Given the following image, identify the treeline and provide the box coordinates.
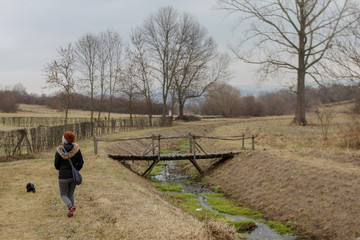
[199,83,358,117]
[1,82,358,118]
[0,85,164,115]
[45,93,164,115]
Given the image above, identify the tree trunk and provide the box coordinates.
[162,96,167,126]
[294,71,307,125]
[179,104,184,118]
[90,85,94,136]
[65,94,69,125]
[293,7,307,126]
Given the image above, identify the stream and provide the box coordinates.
[154,161,298,240]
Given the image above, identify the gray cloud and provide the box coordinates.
[0,0,259,94]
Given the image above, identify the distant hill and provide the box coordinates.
[232,84,285,96]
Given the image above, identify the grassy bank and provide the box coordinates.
[195,111,360,240]
[0,129,233,239]
[2,103,360,239]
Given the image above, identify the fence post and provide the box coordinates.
[158,134,161,160]
[193,135,196,158]
[189,133,192,153]
[94,137,98,155]
[152,134,155,154]
[252,135,255,150]
[242,133,245,149]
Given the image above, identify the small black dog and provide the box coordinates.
[26,182,36,193]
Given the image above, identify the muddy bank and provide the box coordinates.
[199,150,360,240]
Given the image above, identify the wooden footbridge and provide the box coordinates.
[95,133,256,176]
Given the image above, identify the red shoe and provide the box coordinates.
[69,206,76,212]
[67,211,73,217]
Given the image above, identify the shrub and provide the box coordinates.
[0,91,19,113]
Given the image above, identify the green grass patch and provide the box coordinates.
[267,221,292,235]
[202,194,263,219]
[161,149,175,154]
[229,220,257,233]
[210,185,222,193]
[151,181,183,192]
[175,139,191,153]
[149,166,163,176]
[169,193,225,221]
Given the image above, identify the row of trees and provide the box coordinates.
[43,7,230,134]
[200,82,358,117]
[1,81,358,119]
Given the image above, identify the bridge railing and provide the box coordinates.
[94,133,256,155]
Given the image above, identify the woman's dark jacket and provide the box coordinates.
[54,143,84,179]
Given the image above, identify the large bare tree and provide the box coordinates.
[173,13,230,118]
[75,33,99,135]
[136,7,229,121]
[43,43,76,124]
[218,0,358,125]
[140,7,181,122]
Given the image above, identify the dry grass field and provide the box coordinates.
[1,103,360,239]
[13,104,131,118]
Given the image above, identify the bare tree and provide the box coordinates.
[140,6,181,122]
[129,29,155,124]
[173,13,230,118]
[75,33,99,135]
[201,82,242,117]
[121,61,139,125]
[105,31,124,131]
[96,32,110,125]
[136,7,230,121]
[315,106,335,140]
[43,43,76,124]
[218,0,359,125]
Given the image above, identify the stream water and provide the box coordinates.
[154,161,298,240]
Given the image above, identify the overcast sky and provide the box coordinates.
[0,0,279,95]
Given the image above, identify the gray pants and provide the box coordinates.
[59,178,76,209]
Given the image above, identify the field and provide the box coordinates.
[1,103,360,239]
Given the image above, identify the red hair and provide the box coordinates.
[64,131,76,143]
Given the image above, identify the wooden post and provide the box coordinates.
[142,135,161,177]
[193,136,196,158]
[152,134,155,154]
[190,135,204,174]
[94,137,98,155]
[189,134,192,153]
[242,133,245,149]
[158,134,161,159]
[252,135,255,150]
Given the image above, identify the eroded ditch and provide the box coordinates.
[152,159,298,240]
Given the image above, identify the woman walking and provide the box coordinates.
[54,131,84,217]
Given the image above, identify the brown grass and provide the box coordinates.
[0,132,219,240]
[0,104,136,118]
[2,103,360,239]
[192,113,360,240]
